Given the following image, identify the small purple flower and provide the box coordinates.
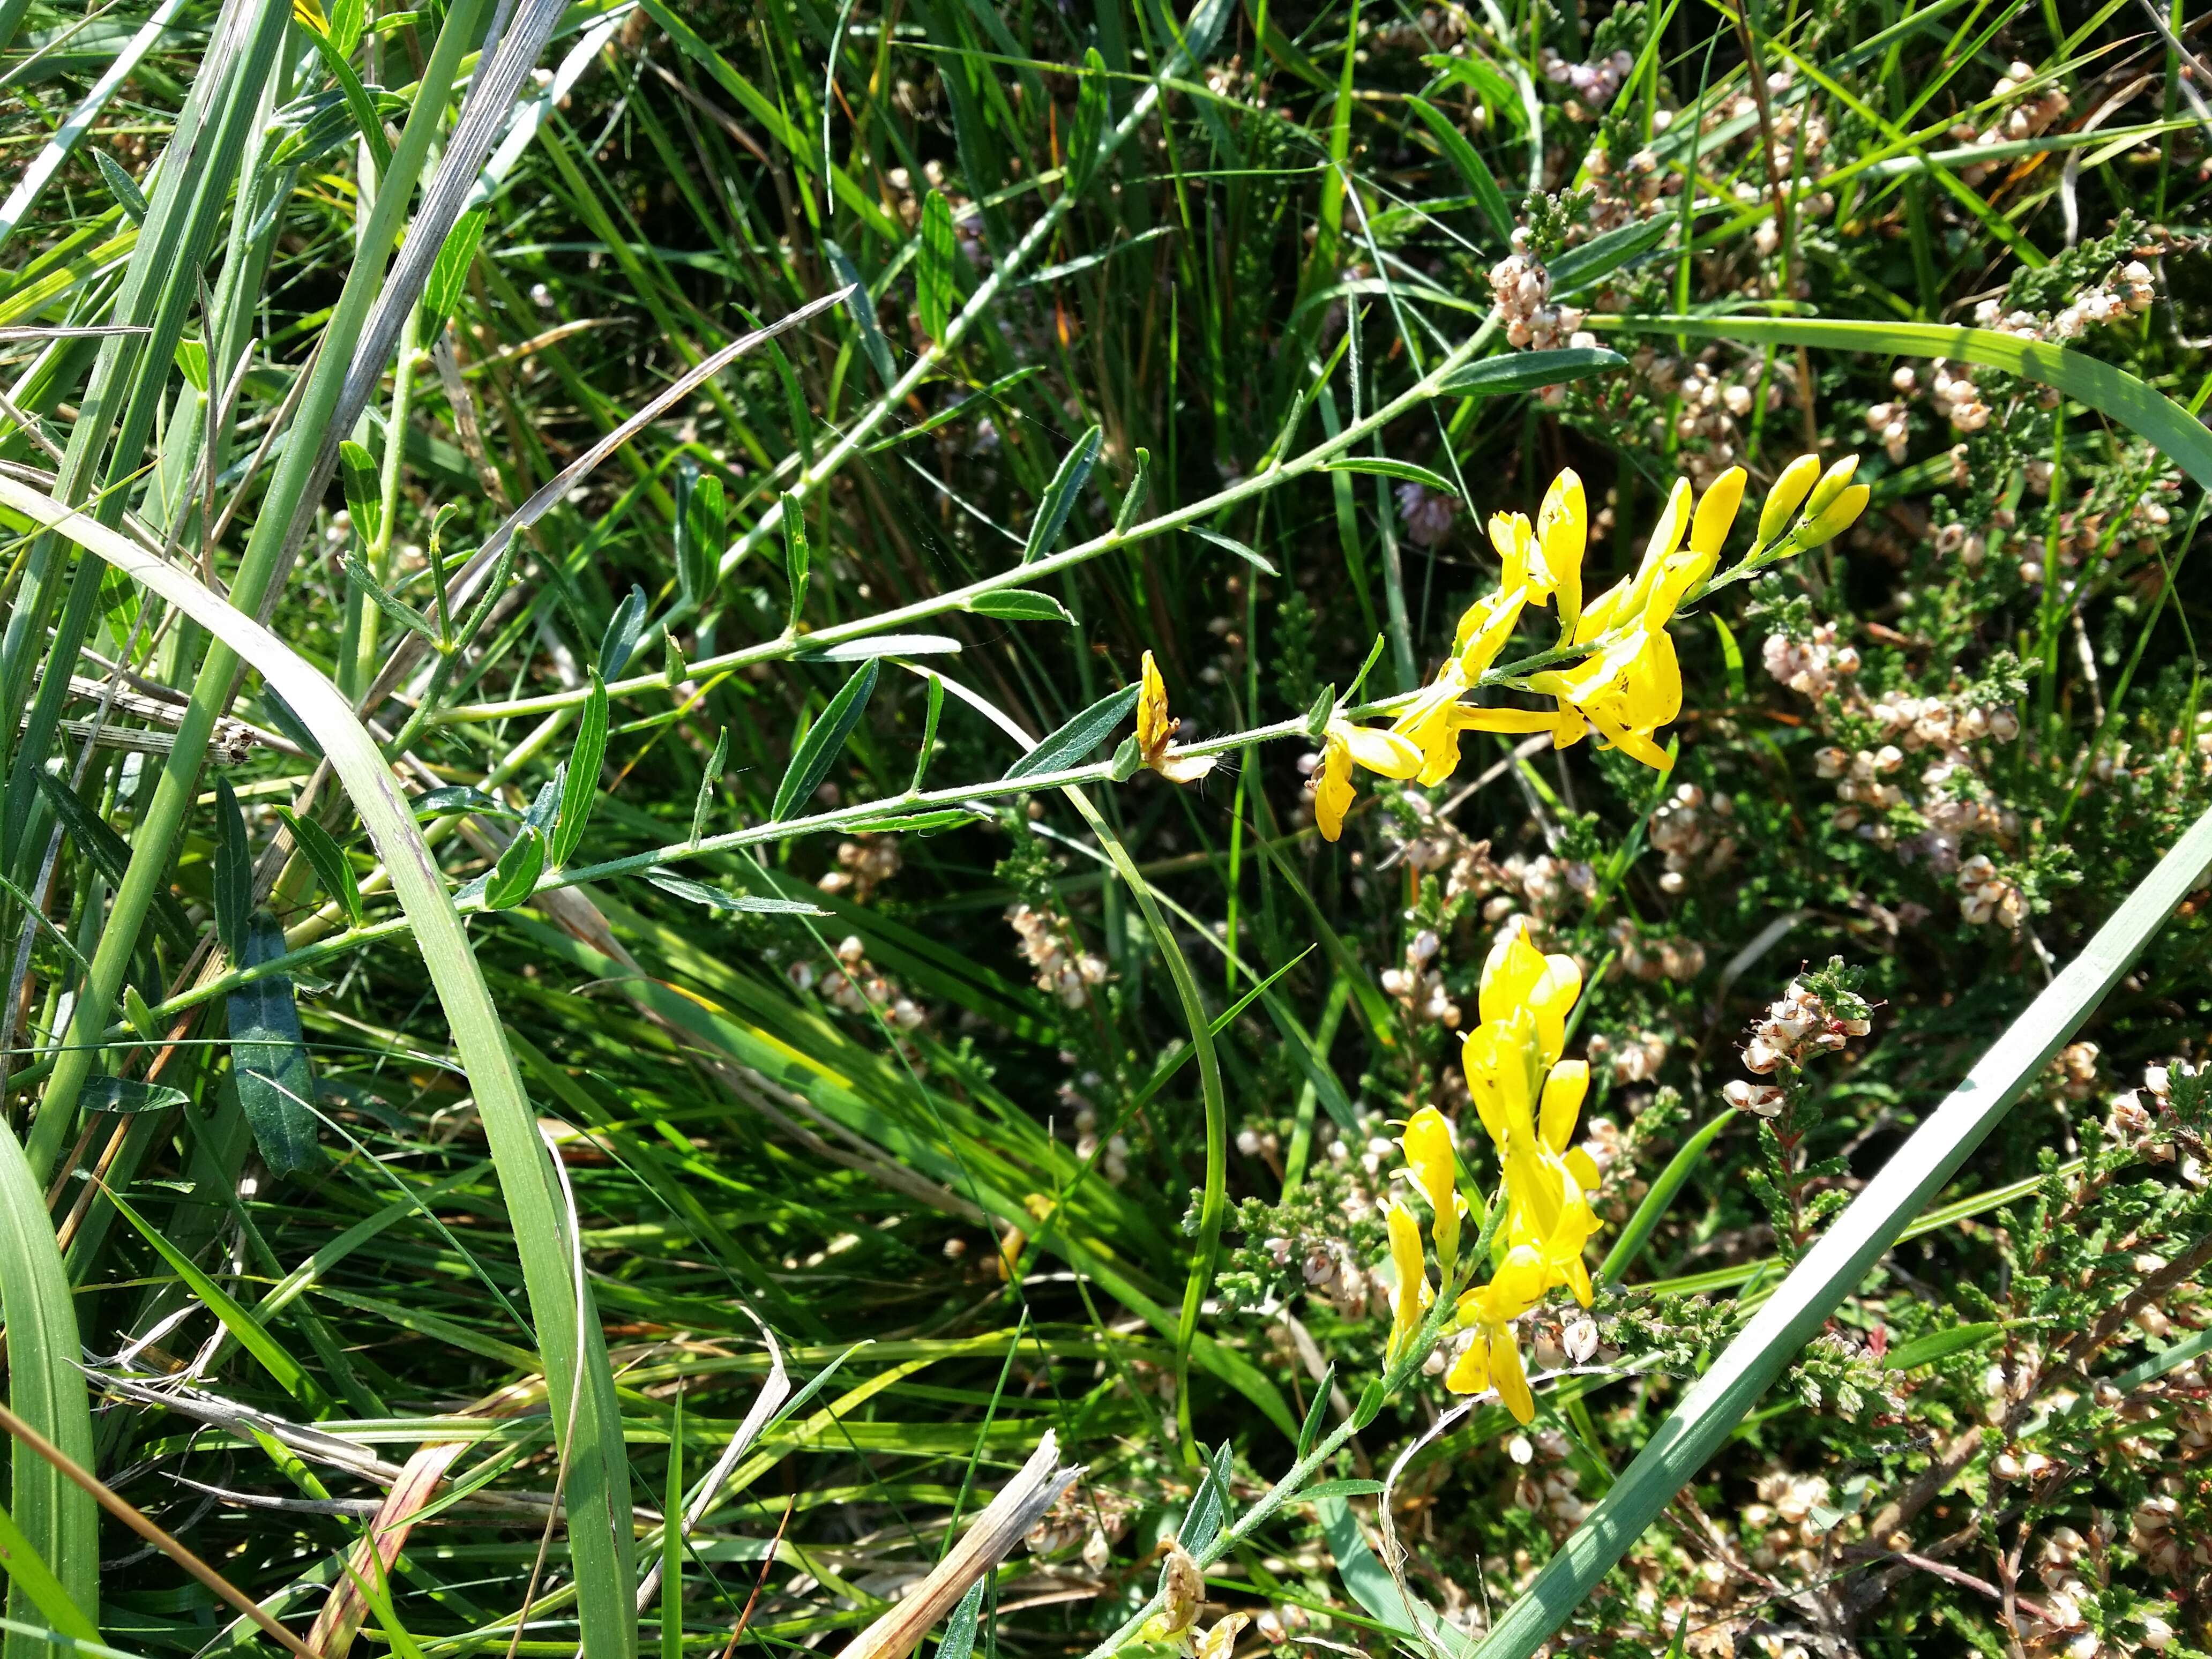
[1396,481,1459,548]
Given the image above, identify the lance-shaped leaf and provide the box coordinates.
[212,775,252,960]
[594,586,648,679]
[691,727,728,845]
[1436,347,1625,397]
[1003,683,1141,780]
[1405,94,1512,241]
[553,673,608,868]
[675,461,724,611]
[782,495,810,633]
[646,873,828,915]
[228,913,318,1177]
[86,1076,191,1114]
[967,588,1075,623]
[917,189,958,343]
[773,660,879,822]
[1065,47,1109,192]
[278,808,363,928]
[1023,424,1101,563]
[422,206,487,337]
[338,439,382,545]
[34,770,197,955]
[486,824,545,910]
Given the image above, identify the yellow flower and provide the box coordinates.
[1396,1105,1465,1283]
[1534,468,1586,634]
[1384,1198,1433,1368]
[1687,466,1747,559]
[1477,922,1582,1065]
[1526,613,1682,773]
[1486,468,1584,633]
[1312,718,1422,841]
[1572,477,1691,647]
[1444,1243,1544,1422]
[1135,650,1217,784]
[1801,481,1871,547]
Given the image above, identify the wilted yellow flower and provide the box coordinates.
[1397,1105,1465,1282]
[1384,1198,1433,1367]
[1135,650,1217,784]
[1312,718,1422,841]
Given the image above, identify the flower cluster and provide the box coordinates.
[816,833,901,901]
[1974,260,2155,341]
[1739,972,1872,1077]
[1307,456,1868,841]
[1490,232,1589,350]
[1007,903,1109,1006]
[791,936,926,1029]
[1379,924,1605,1424]
[1951,62,2071,185]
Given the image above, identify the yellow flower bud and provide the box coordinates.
[1799,482,1871,548]
[1757,454,1822,546]
[1804,453,1861,520]
[1688,467,1746,558]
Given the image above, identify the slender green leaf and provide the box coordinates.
[338,439,383,545]
[422,205,487,335]
[1321,457,1459,494]
[553,673,607,869]
[1001,684,1140,780]
[917,190,956,343]
[1404,94,1512,240]
[1435,347,1625,397]
[85,1076,190,1114]
[967,588,1074,624]
[647,873,828,915]
[211,775,251,960]
[774,660,880,821]
[487,825,545,910]
[599,584,650,677]
[1023,424,1101,563]
[279,808,363,928]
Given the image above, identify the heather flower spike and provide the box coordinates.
[1135,649,1219,784]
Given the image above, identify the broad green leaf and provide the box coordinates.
[917,189,956,343]
[967,588,1074,623]
[343,552,439,644]
[279,808,363,928]
[1176,1440,1235,1553]
[1322,457,1459,494]
[1436,347,1625,397]
[773,660,879,822]
[93,150,147,224]
[327,0,365,52]
[675,461,723,611]
[338,439,383,545]
[173,335,207,391]
[1002,683,1140,780]
[553,674,607,869]
[1405,94,1512,240]
[1023,424,1101,563]
[211,775,251,960]
[936,1579,987,1659]
[86,1075,190,1114]
[487,825,545,910]
[227,913,319,1177]
[1882,1322,2004,1371]
[1296,1365,1335,1460]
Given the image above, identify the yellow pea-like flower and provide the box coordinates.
[1478,921,1582,1065]
[1397,1106,1464,1283]
[1446,1243,1546,1422]
[1384,1198,1433,1368]
[1534,468,1586,633]
[1312,719,1423,841]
